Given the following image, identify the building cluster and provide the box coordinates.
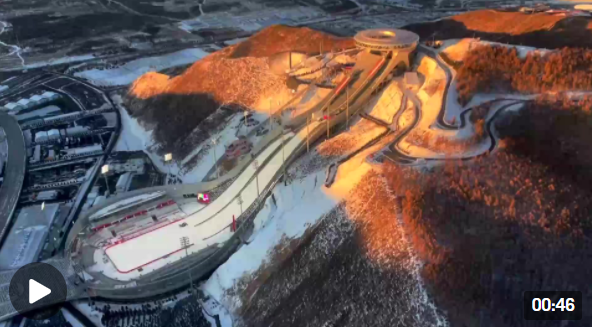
[0,75,120,270]
[0,91,60,112]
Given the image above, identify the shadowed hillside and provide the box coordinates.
[384,95,592,326]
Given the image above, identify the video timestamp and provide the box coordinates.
[523,291,582,320]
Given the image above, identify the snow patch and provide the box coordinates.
[113,94,155,153]
[202,170,338,313]
[75,48,208,86]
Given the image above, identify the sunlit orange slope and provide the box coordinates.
[129,25,355,108]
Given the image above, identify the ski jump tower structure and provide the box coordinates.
[353,28,419,69]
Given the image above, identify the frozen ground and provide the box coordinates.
[200,127,444,326]
[75,49,209,86]
[202,169,339,312]
[113,94,155,153]
[177,7,324,33]
[202,119,399,317]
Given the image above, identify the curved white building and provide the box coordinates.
[354,29,419,52]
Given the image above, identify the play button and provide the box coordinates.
[29,279,52,304]
[9,262,67,320]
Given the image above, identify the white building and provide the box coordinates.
[30,145,41,163]
[1,92,60,112]
[47,129,60,140]
[115,172,133,194]
[34,131,49,143]
[66,125,89,137]
[109,158,146,174]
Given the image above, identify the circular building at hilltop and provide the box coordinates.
[354,29,419,52]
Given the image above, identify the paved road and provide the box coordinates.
[0,112,26,244]
[418,45,458,130]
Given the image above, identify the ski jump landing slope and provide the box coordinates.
[93,50,403,280]
[104,124,323,277]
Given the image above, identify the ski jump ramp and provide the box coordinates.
[69,28,419,294]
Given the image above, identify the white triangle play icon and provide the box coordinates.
[29,279,51,304]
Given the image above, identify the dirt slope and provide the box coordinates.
[404,9,592,49]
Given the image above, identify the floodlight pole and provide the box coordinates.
[164,153,173,185]
[279,101,288,180]
[269,98,273,130]
[306,115,310,153]
[101,165,111,197]
[252,160,259,196]
[237,195,243,214]
[211,138,219,179]
[326,110,330,138]
[180,237,193,291]
[280,117,286,165]
[346,85,350,131]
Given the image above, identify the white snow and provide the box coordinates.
[2,54,96,72]
[72,301,105,327]
[224,37,249,45]
[61,308,83,327]
[113,94,154,153]
[200,120,397,315]
[75,48,208,86]
[0,85,7,92]
[201,297,234,327]
[89,191,165,221]
[102,133,288,273]
[177,114,245,184]
[202,169,337,312]
[200,294,234,327]
[113,94,242,184]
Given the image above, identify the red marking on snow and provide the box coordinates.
[91,200,176,231]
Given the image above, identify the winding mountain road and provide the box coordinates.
[384,47,530,165]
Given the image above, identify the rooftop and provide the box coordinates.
[354,29,419,50]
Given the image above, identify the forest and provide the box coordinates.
[384,95,592,326]
[456,45,592,105]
